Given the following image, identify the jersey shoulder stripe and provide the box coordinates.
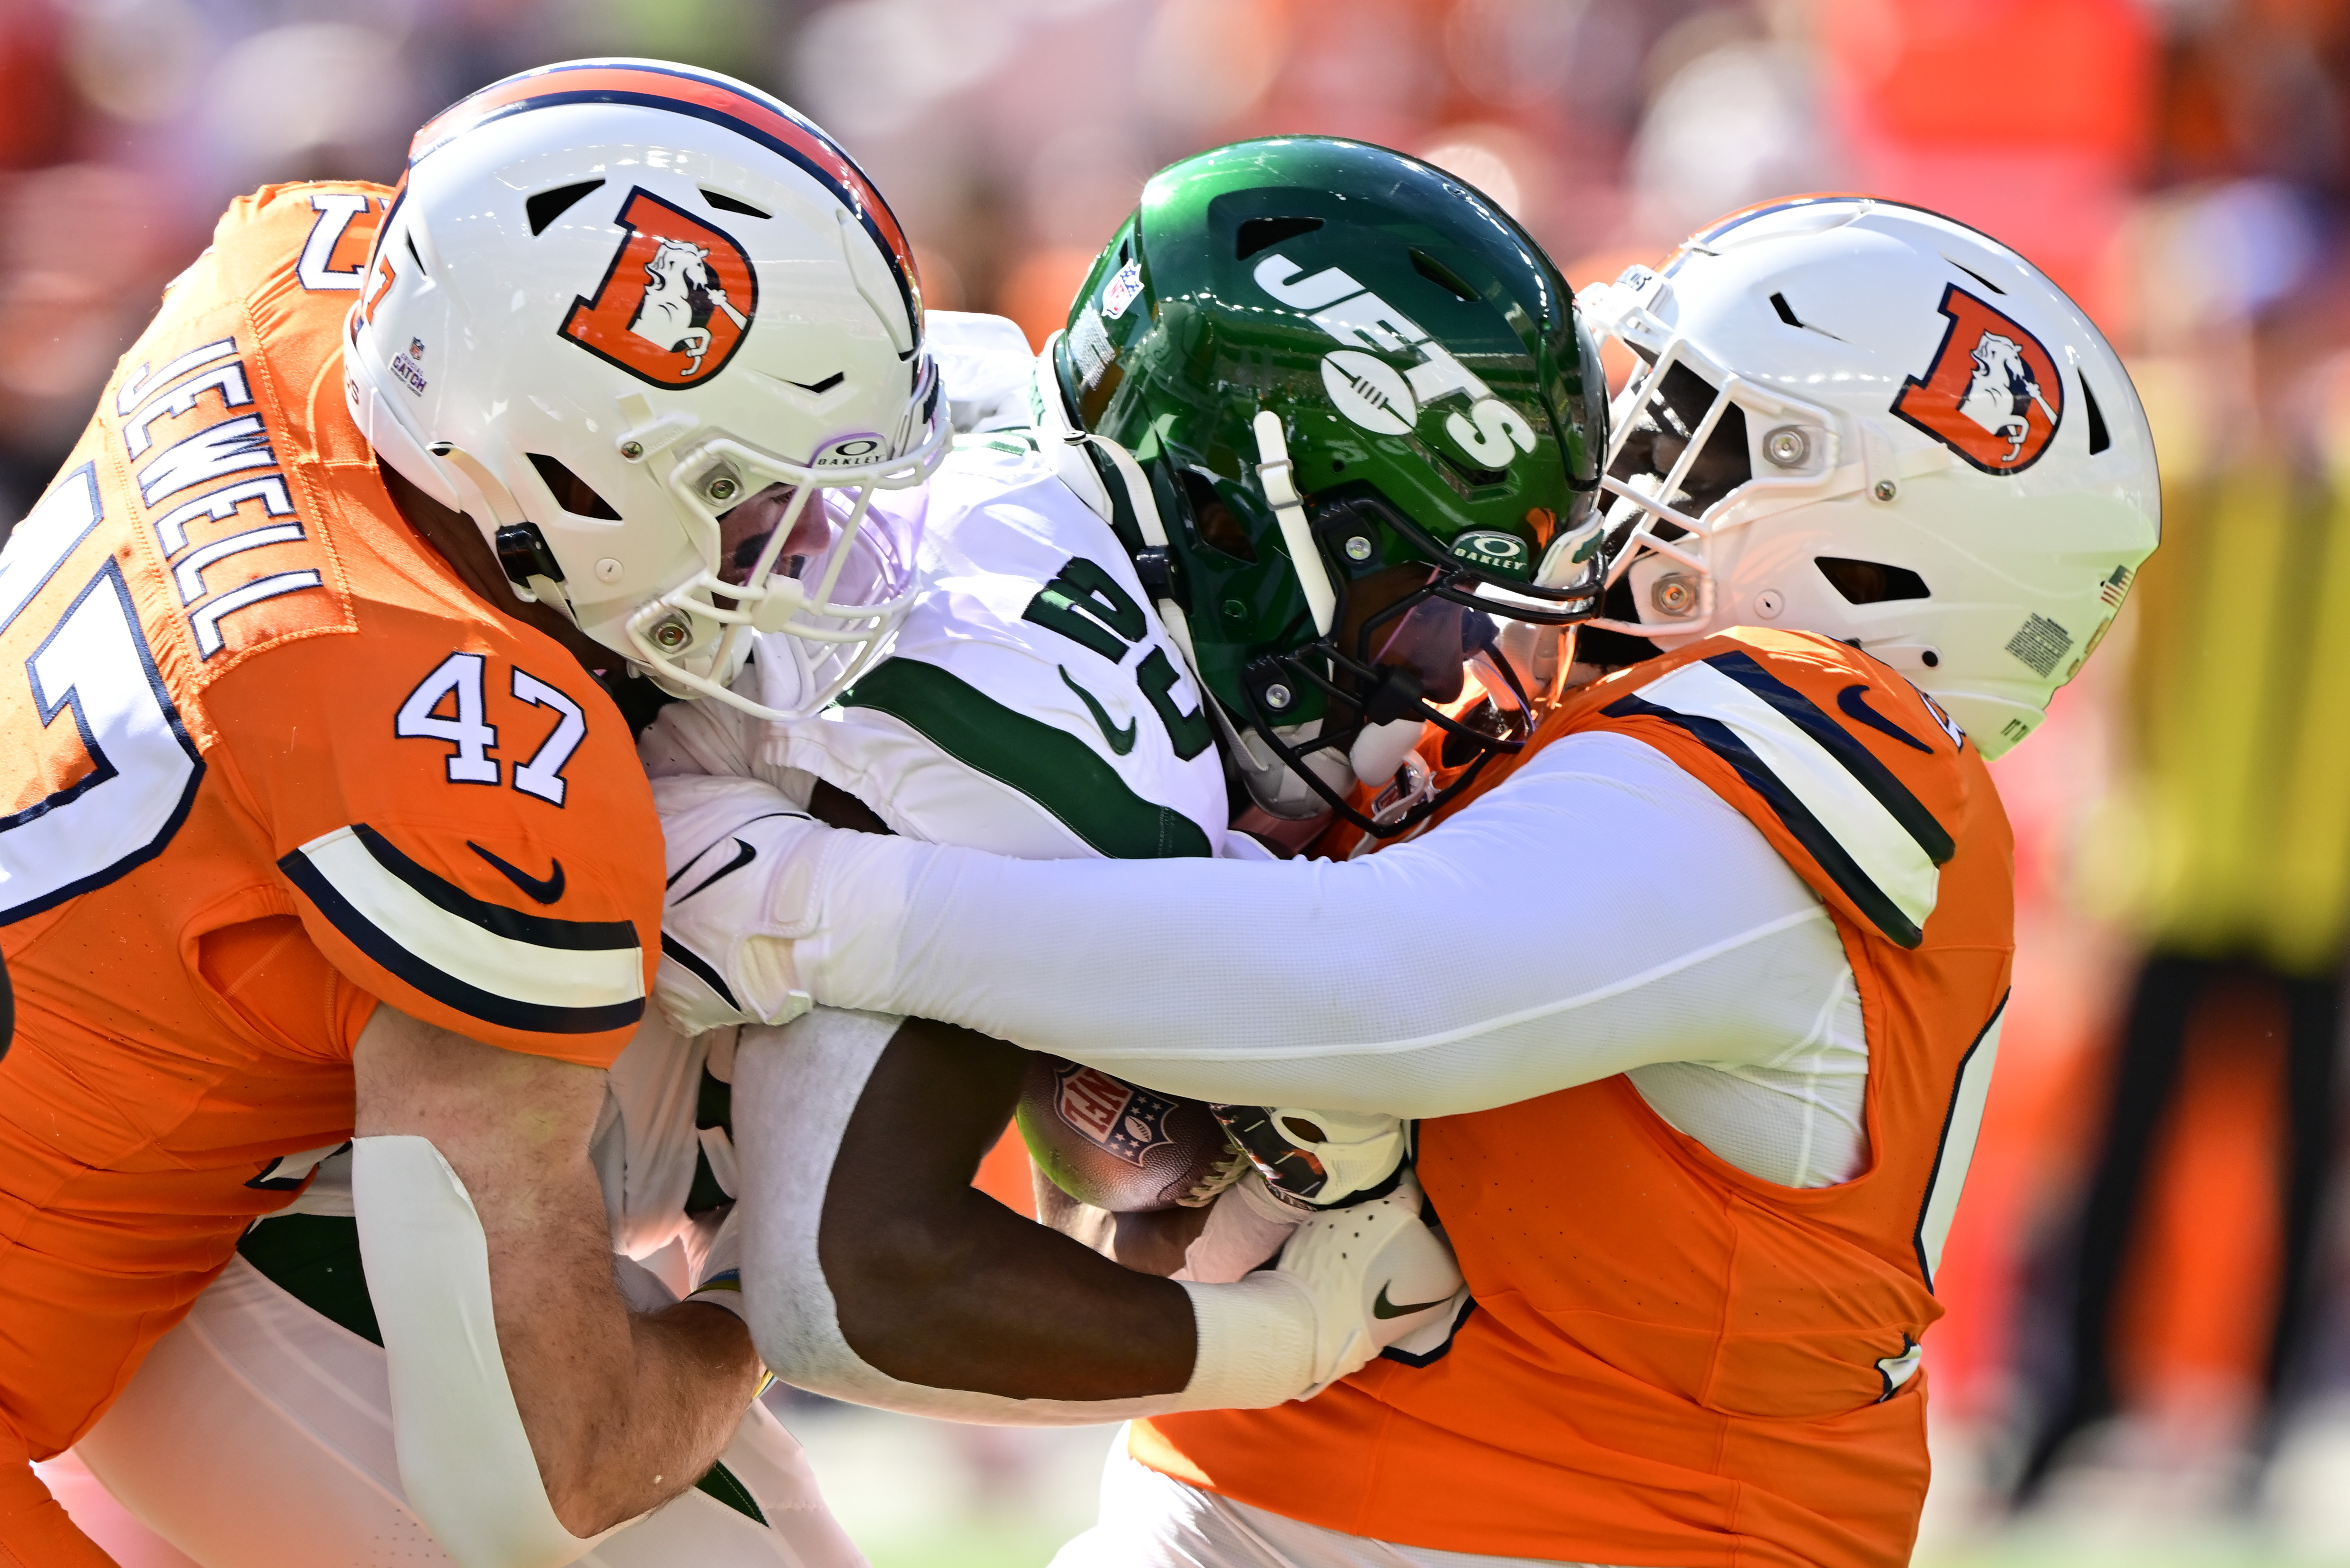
[279,824,644,1034]
[1698,650,1955,864]
[1603,655,1945,946]
[840,657,1212,860]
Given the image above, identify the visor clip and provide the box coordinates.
[1361,664,1426,727]
[1133,547,1181,604]
[495,523,566,590]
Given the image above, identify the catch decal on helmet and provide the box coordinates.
[560,189,758,386]
[1891,284,2064,474]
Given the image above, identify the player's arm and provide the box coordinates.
[208,604,760,1559]
[722,1004,1458,1422]
[657,732,1854,1116]
[351,1003,758,1542]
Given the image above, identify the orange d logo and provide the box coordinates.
[1891,284,2063,475]
[561,188,758,387]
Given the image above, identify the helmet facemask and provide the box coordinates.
[1223,474,1601,838]
[1583,273,1845,644]
[612,392,947,715]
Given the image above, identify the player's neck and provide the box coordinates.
[378,464,613,676]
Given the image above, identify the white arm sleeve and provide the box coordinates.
[791,733,1853,1118]
[352,1136,611,1568]
[733,1009,1321,1425]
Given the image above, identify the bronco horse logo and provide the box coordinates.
[1891,283,2064,475]
[561,189,758,387]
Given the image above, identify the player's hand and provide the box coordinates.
[653,774,830,1033]
[1273,1171,1466,1394]
[1214,1105,1412,1209]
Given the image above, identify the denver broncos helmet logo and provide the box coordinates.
[1892,284,2063,474]
[561,189,757,387]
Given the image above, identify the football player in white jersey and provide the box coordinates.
[649,168,2161,1568]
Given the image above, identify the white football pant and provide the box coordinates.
[73,1255,864,1568]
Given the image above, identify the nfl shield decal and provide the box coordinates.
[561,188,758,386]
[1891,284,2064,475]
[1052,1062,1176,1167]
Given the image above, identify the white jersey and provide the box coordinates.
[646,431,1231,864]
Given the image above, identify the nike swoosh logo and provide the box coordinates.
[467,842,565,904]
[1836,684,1933,754]
[1372,1282,1452,1319]
[670,838,756,902]
[1059,665,1137,756]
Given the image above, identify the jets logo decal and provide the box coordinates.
[1891,284,2063,475]
[561,188,757,387]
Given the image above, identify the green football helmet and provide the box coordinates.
[1043,137,1609,835]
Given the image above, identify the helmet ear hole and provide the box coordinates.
[1178,468,1257,562]
[1816,557,1929,604]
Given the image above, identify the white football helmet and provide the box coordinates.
[345,59,949,716]
[1577,196,2160,757]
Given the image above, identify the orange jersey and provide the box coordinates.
[0,183,660,1467]
[1138,629,2015,1568]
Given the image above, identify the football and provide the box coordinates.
[1016,1055,1240,1212]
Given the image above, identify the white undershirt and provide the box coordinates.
[795,731,1869,1189]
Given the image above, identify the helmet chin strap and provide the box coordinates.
[428,441,579,621]
[1250,411,1337,636]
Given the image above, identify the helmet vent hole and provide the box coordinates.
[701,188,770,220]
[1409,249,1478,303]
[1179,469,1257,562]
[1816,557,1929,604]
[1436,451,1510,490]
[527,454,621,521]
[526,179,604,236]
[403,231,427,276]
[2081,374,2111,455]
[1945,257,2007,295]
[1770,291,1802,327]
[1235,215,1324,261]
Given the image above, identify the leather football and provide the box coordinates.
[1016,1055,1238,1212]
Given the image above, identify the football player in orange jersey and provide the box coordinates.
[0,59,953,1568]
[651,192,2161,1568]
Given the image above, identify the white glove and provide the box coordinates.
[1272,1170,1466,1393]
[653,774,829,1033]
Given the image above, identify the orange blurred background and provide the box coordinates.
[10,1,2350,1560]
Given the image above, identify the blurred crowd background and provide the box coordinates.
[7,0,2350,1564]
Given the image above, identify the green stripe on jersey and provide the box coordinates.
[842,657,1212,860]
[694,1462,769,1525]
